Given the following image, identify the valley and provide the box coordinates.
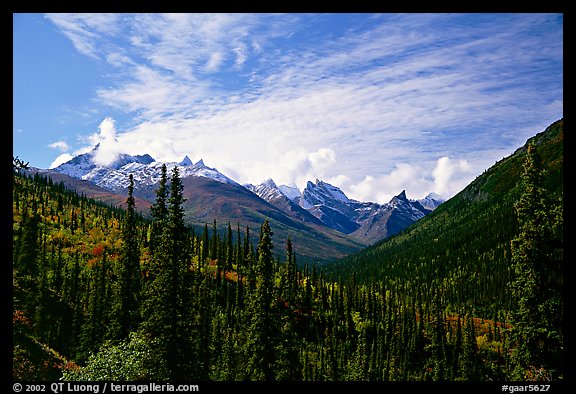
[12,119,564,382]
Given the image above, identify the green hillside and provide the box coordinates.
[326,119,563,317]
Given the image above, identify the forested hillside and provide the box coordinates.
[12,119,563,381]
[326,119,564,378]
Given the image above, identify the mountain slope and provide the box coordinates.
[348,191,430,244]
[32,169,152,213]
[298,179,433,242]
[245,180,325,226]
[177,176,364,261]
[42,165,363,261]
[326,119,563,314]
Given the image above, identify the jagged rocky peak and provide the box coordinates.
[195,159,206,167]
[309,179,350,202]
[389,190,411,207]
[180,155,193,166]
[396,190,408,201]
[262,178,278,189]
[278,184,301,201]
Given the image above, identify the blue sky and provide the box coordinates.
[13,13,563,203]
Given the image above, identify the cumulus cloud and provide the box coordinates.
[48,140,70,152]
[308,148,336,173]
[346,163,436,203]
[433,157,472,197]
[88,117,122,166]
[49,153,74,168]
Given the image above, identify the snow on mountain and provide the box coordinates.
[179,155,194,166]
[389,190,428,222]
[245,180,303,205]
[300,179,351,210]
[297,181,433,241]
[53,146,238,192]
[245,179,285,202]
[417,192,445,210]
[51,145,439,245]
[278,184,301,201]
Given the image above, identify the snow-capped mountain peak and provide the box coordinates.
[300,179,351,209]
[245,179,284,202]
[417,192,445,210]
[317,179,350,204]
[179,155,193,166]
[53,145,238,192]
[262,178,278,189]
[49,144,441,245]
[278,184,301,201]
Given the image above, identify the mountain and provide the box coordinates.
[417,192,445,210]
[53,145,238,193]
[278,184,301,201]
[347,190,431,244]
[298,179,363,233]
[245,180,325,226]
[326,119,563,313]
[47,151,363,261]
[31,169,153,214]
[180,176,363,261]
[46,143,442,258]
[295,179,434,243]
[247,178,440,244]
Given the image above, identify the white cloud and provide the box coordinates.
[45,13,120,58]
[42,14,562,203]
[345,163,436,203]
[433,157,473,197]
[308,148,336,173]
[48,140,70,152]
[206,52,224,72]
[49,153,73,168]
[88,117,123,166]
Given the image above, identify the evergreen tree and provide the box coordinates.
[149,164,168,255]
[143,166,194,379]
[110,174,141,340]
[459,314,480,380]
[211,219,219,262]
[509,143,563,379]
[245,220,276,380]
[226,222,234,270]
[282,236,297,304]
[80,250,110,360]
[201,223,209,265]
[16,210,41,308]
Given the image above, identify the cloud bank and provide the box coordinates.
[44,13,563,202]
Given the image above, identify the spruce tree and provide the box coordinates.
[166,165,194,378]
[143,165,194,379]
[149,164,168,255]
[509,143,563,379]
[110,174,141,340]
[245,220,276,380]
[226,222,234,270]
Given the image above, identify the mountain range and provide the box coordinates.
[34,144,443,261]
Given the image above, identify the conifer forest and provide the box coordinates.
[12,121,564,383]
